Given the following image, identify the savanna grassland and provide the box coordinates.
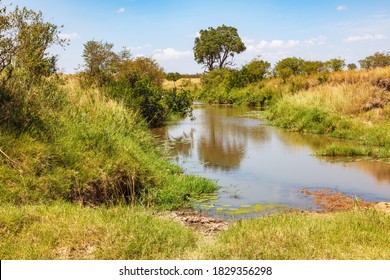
[1,2,390,260]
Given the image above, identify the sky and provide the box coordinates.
[2,0,390,74]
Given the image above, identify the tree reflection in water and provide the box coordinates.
[197,107,270,171]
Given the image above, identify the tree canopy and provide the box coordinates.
[274,57,305,80]
[81,40,118,86]
[0,3,66,83]
[193,25,246,71]
[359,52,390,69]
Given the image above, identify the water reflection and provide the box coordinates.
[196,107,270,171]
[153,105,390,219]
[349,161,390,185]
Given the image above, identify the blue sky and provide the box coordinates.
[3,0,390,73]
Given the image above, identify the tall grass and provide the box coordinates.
[283,83,381,115]
[0,78,217,207]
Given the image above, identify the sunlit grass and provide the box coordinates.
[2,205,387,260]
[0,203,199,260]
[203,210,390,260]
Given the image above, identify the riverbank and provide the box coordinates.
[196,67,390,160]
[265,70,390,159]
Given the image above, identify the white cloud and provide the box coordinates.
[153,48,192,60]
[58,32,80,40]
[132,43,152,51]
[242,37,255,45]
[245,36,327,52]
[337,5,348,11]
[344,34,387,42]
[269,40,284,48]
[302,36,327,46]
[116,7,125,13]
[257,40,268,48]
[286,40,300,47]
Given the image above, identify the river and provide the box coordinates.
[153,105,390,219]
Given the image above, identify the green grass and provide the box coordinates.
[1,205,388,260]
[0,81,217,208]
[0,203,199,260]
[203,210,390,260]
[266,102,390,159]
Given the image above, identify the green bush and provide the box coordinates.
[104,78,193,127]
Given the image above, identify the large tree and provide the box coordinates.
[274,57,305,80]
[193,25,246,71]
[81,40,118,86]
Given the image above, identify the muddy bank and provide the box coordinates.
[301,189,390,214]
[161,189,390,236]
[160,210,229,236]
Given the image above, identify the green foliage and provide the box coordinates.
[0,4,67,83]
[302,60,326,75]
[81,40,118,87]
[198,67,279,106]
[166,72,182,90]
[266,94,390,158]
[80,40,184,127]
[117,56,165,87]
[359,51,390,69]
[104,78,193,128]
[0,4,64,84]
[193,25,246,71]
[0,3,66,133]
[228,58,270,88]
[275,58,345,80]
[166,72,182,82]
[274,57,305,81]
[131,79,168,127]
[326,58,346,72]
[347,63,357,70]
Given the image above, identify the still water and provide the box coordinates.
[153,105,390,219]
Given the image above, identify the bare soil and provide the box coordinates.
[300,189,390,213]
[160,209,229,236]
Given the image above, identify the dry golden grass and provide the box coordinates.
[162,78,201,90]
[287,83,383,116]
[328,66,390,84]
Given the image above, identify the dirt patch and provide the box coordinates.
[300,189,385,212]
[374,202,390,214]
[161,209,229,236]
